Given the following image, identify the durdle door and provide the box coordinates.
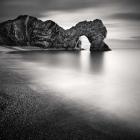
[0,15,111,51]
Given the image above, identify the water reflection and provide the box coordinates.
[12,50,105,74]
[9,49,140,131]
[80,51,104,74]
[89,52,104,74]
[17,51,82,71]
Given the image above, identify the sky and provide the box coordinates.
[0,0,140,40]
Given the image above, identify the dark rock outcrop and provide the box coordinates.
[0,15,111,51]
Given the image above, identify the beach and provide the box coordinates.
[0,45,140,140]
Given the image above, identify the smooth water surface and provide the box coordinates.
[2,47,140,132]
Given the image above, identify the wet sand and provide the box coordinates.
[0,46,140,140]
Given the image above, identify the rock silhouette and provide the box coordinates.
[0,15,111,51]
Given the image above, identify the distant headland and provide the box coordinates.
[0,15,111,51]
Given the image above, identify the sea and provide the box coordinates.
[1,39,140,135]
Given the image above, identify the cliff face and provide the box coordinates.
[0,15,110,51]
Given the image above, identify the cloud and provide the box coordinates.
[0,0,102,22]
[131,36,140,40]
[0,0,140,41]
[0,0,140,22]
[109,13,140,21]
[0,0,42,21]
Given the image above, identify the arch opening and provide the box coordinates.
[79,35,90,50]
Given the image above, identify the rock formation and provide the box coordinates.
[0,15,111,51]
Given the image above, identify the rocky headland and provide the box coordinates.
[0,15,111,51]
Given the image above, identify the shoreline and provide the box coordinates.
[0,46,140,140]
[0,58,114,140]
[0,45,85,52]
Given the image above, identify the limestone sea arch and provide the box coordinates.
[0,15,111,51]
